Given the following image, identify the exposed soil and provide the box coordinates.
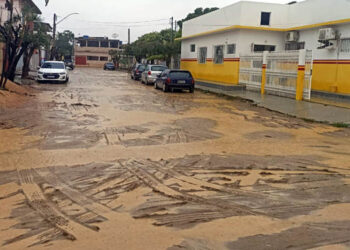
[0,69,350,250]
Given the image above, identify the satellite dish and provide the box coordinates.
[112,33,119,39]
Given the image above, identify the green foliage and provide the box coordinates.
[109,49,122,64]
[0,2,48,84]
[332,122,350,128]
[126,29,181,65]
[177,7,219,29]
[55,30,75,59]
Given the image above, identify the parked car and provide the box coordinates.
[64,59,75,70]
[37,61,69,83]
[131,64,145,80]
[154,70,195,93]
[141,65,168,85]
[104,62,116,70]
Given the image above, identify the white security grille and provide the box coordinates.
[239,53,263,90]
[239,50,313,100]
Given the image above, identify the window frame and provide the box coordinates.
[227,44,236,55]
[285,42,305,51]
[198,47,207,64]
[260,12,271,26]
[190,44,196,52]
[213,45,224,64]
[87,56,99,61]
[340,38,350,53]
[253,44,276,52]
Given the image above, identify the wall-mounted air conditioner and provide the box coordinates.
[285,31,299,42]
[318,28,337,41]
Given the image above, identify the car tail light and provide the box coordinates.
[192,79,195,84]
[148,71,151,75]
[136,69,139,74]
[166,78,171,84]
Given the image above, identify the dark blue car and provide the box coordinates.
[104,62,116,70]
[154,70,195,93]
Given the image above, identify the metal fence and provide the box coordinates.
[239,50,313,100]
[265,50,312,100]
[239,53,263,90]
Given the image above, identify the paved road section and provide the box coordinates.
[196,81,350,124]
[0,69,350,250]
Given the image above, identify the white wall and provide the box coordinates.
[298,23,350,60]
[181,29,286,59]
[0,0,21,24]
[182,0,350,38]
[237,29,285,54]
[181,30,241,59]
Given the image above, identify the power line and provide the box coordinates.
[74,18,169,25]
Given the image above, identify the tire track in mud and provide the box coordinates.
[17,169,94,241]
[35,168,116,220]
[121,160,259,216]
[141,160,264,198]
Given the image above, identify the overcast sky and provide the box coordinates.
[33,0,290,43]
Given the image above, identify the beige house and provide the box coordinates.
[0,0,42,74]
[75,36,122,68]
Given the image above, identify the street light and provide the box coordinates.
[50,12,79,60]
[56,13,79,25]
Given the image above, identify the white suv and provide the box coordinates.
[37,61,69,83]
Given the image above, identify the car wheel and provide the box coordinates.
[162,83,168,92]
[189,87,194,93]
[154,82,158,89]
[131,74,134,79]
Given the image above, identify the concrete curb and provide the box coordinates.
[195,83,350,125]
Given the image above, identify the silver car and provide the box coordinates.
[141,65,168,85]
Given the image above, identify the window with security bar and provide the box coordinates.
[285,42,305,51]
[340,39,350,53]
[190,44,196,52]
[214,45,224,64]
[227,44,236,54]
[199,47,207,64]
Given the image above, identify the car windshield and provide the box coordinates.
[138,65,145,71]
[42,62,65,69]
[151,66,167,71]
[170,71,192,78]
[106,63,114,66]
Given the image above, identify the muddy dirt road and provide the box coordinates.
[1,68,350,250]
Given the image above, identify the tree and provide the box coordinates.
[126,29,181,66]
[109,49,122,67]
[54,30,74,60]
[0,0,49,89]
[177,7,219,30]
[21,22,51,78]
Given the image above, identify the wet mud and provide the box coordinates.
[0,69,350,250]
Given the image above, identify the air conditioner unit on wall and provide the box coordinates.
[285,31,299,42]
[318,28,337,41]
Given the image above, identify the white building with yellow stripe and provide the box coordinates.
[179,0,350,95]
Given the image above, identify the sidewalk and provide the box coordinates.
[195,81,350,125]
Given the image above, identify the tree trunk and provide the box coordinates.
[21,47,34,79]
[7,45,27,82]
[0,42,9,89]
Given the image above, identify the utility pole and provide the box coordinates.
[128,28,130,45]
[50,13,57,60]
[170,17,174,44]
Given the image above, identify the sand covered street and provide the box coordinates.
[0,68,350,250]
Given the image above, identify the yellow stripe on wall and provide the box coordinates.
[181,60,240,85]
[312,63,350,94]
